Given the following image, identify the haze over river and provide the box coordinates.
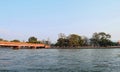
[0,48,120,72]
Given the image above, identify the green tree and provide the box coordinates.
[90,32,100,46]
[55,33,68,47]
[68,34,83,47]
[90,32,111,47]
[56,38,69,47]
[28,36,37,43]
[98,32,111,47]
[55,34,84,47]
[11,39,20,42]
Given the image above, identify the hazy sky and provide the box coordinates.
[0,0,120,43]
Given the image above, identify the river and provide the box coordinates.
[0,48,120,72]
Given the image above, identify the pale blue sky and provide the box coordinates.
[0,0,120,43]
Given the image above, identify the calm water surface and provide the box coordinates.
[0,48,120,72]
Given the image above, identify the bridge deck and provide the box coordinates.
[0,41,50,49]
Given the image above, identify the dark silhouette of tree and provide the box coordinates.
[68,34,83,47]
[56,38,69,47]
[11,39,20,42]
[55,34,83,47]
[28,36,37,43]
[90,32,111,47]
[90,32,100,46]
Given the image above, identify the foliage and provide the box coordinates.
[28,36,38,43]
[55,34,84,47]
[68,34,83,47]
[11,39,20,42]
[55,38,69,47]
[90,32,111,47]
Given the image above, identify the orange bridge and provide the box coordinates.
[0,41,50,49]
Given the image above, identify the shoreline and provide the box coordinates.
[1,46,120,49]
[48,46,120,49]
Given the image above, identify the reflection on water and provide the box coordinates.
[0,48,120,72]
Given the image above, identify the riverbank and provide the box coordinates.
[1,46,120,49]
[48,46,120,49]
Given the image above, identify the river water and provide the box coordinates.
[0,48,120,72]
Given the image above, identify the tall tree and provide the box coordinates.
[98,32,111,47]
[56,38,69,47]
[28,36,37,43]
[90,32,100,46]
[90,32,111,47]
[56,34,84,47]
[68,34,83,47]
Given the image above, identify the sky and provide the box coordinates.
[0,0,120,43]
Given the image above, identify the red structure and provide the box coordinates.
[0,41,50,49]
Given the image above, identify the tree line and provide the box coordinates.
[55,32,119,47]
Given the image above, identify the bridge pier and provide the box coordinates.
[12,46,21,49]
[29,46,37,49]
